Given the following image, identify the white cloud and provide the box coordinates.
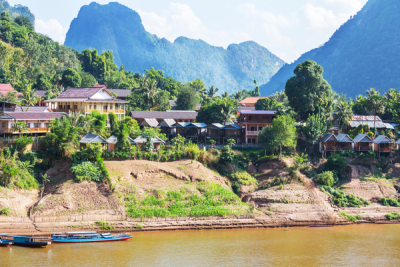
[138,3,251,48]
[35,19,67,44]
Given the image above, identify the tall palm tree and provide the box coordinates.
[366,88,380,97]
[234,90,244,101]
[20,85,40,112]
[366,93,385,132]
[221,90,229,98]
[207,85,219,98]
[146,79,159,108]
[333,101,352,133]
[214,97,238,125]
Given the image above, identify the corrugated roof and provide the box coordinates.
[133,135,165,144]
[240,110,277,115]
[353,134,373,143]
[395,139,400,145]
[0,84,14,91]
[207,123,224,129]
[351,115,382,121]
[107,89,131,98]
[158,119,176,127]
[79,134,108,144]
[373,135,394,144]
[239,97,269,104]
[58,88,102,98]
[187,123,208,128]
[173,122,191,127]
[44,98,128,103]
[15,106,50,112]
[140,118,159,127]
[224,123,242,129]
[0,91,22,97]
[35,90,47,98]
[383,123,395,130]
[348,121,387,128]
[4,112,63,120]
[336,134,353,143]
[106,135,135,144]
[131,111,197,120]
[321,133,338,142]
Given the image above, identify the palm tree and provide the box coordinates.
[221,90,229,98]
[214,97,237,125]
[333,101,352,133]
[207,85,219,98]
[366,88,380,97]
[234,90,244,101]
[366,93,385,132]
[20,85,40,112]
[146,79,159,108]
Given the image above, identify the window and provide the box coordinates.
[34,123,38,128]
[1,122,4,128]
[67,105,70,109]
[89,104,92,109]
[94,104,97,109]
[250,127,257,131]
[249,115,252,121]
[74,105,77,109]
[110,105,113,110]
[104,105,108,110]
[262,116,268,119]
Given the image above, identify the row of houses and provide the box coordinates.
[320,133,400,154]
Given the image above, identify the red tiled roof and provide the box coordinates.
[0,84,15,91]
[239,97,270,105]
[0,91,23,97]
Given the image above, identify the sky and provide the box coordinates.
[9,0,368,63]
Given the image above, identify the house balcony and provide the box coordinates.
[378,147,393,152]
[7,128,50,134]
[246,131,261,136]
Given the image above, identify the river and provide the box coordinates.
[1,224,400,266]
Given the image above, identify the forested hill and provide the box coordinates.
[0,0,34,23]
[260,0,400,98]
[64,2,285,92]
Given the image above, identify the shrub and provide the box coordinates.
[381,197,400,207]
[136,224,144,230]
[219,145,235,165]
[15,136,34,155]
[71,161,103,182]
[233,171,258,186]
[325,154,347,179]
[321,186,369,207]
[315,171,335,187]
[386,212,400,220]
[95,221,114,230]
[0,207,10,216]
[338,211,363,222]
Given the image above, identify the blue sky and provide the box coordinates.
[9,0,368,62]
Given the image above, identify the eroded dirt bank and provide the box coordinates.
[1,160,400,236]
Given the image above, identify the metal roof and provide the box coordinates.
[106,135,135,144]
[187,123,208,128]
[321,133,338,142]
[240,110,277,115]
[373,135,394,144]
[239,97,269,104]
[140,118,159,127]
[336,134,353,143]
[173,122,191,127]
[15,106,51,112]
[351,115,382,121]
[3,112,63,120]
[206,123,224,129]
[224,123,242,129]
[352,134,373,143]
[158,119,176,127]
[35,90,47,98]
[79,134,108,144]
[133,135,165,144]
[107,89,131,98]
[238,106,256,111]
[131,111,197,120]
[0,84,14,91]
[348,121,388,129]
[44,98,128,103]
[396,139,400,144]
[58,88,103,98]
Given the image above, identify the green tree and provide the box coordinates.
[258,115,297,159]
[214,97,238,125]
[366,89,385,131]
[302,113,326,152]
[20,84,40,111]
[0,90,17,103]
[285,60,334,121]
[207,85,219,98]
[61,68,82,88]
[255,98,281,110]
[333,100,352,133]
[14,16,33,29]
[176,84,200,110]
[80,71,97,87]
[189,78,206,97]
[154,90,171,111]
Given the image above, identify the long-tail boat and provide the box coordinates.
[0,240,13,247]
[51,231,132,243]
[0,234,51,247]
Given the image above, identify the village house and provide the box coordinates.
[0,84,23,100]
[158,119,176,135]
[353,134,374,152]
[345,115,394,133]
[79,134,108,150]
[0,112,64,135]
[238,110,276,144]
[44,87,129,119]
[133,135,165,151]
[239,97,269,107]
[373,135,394,154]
[106,135,135,152]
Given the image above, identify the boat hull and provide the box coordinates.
[52,236,132,243]
[0,242,12,247]
[13,242,51,247]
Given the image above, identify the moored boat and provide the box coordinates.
[51,231,132,243]
[0,234,51,247]
[0,240,13,247]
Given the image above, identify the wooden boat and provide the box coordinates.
[0,240,12,247]
[0,234,51,247]
[51,231,132,243]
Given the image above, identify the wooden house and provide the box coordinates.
[223,123,243,145]
[133,135,165,151]
[336,134,354,151]
[353,134,374,152]
[106,135,135,152]
[79,134,108,149]
[238,110,276,144]
[139,118,159,128]
[206,123,224,144]
[158,119,176,136]
[172,122,190,137]
[186,123,208,143]
[373,135,394,154]
[319,133,339,154]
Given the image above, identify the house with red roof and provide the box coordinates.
[239,97,270,107]
[0,84,23,100]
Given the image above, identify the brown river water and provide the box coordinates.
[1,224,400,266]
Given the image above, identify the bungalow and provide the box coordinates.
[172,122,191,137]
[373,135,394,154]
[186,123,207,143]
[353,134,374,152]
[79,134,108,149]
[139,118,159,128]
[223,123,243,145]
[0,112,63,135]
[130,110,197,124]
[133,135,165,151]
[106,135,135,152]
[336,134,354,151]
[319,133,339,154]
[44,87,129,119]
[0,100,17,113]
[206,123,224,144]
[158,119,176,136]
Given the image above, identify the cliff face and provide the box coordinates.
[65,2,285,92]
[261,0,400,97]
